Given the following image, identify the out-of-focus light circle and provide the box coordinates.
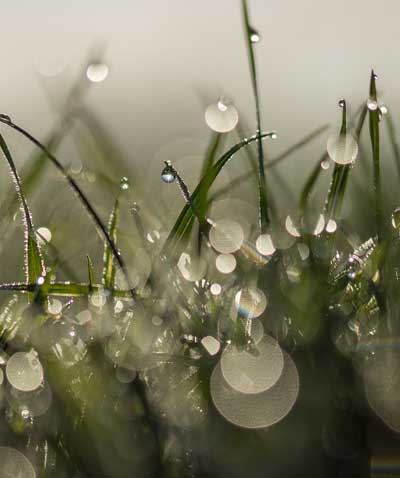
[327,133,358,165]
[285,215,301,237]
[210,350,299,429]
[320,158,330,170]
[215,253,236,274]
[234,287,267,319]
[220,335,283,394]
[210,283,222,296]
[177,253,207,282]
[116,367,137,384]
[255,233,276,256]
[205,101,239,133]
[86,63,109,82]
[90,291,107,308]
[201,336,221,356]
[6,351,44,392]
[36,227,52,244]
[367,98,378,111]
[47,299,63,316]
[209,219,244,254]
[326,219,337,233]
[0,447,36,478]
[6,381,52,418]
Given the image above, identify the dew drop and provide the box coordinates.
[321,158,330,170]
[209,219,244,254]
[327,133,358,165]
[161,161,176,183]
[338,99,346,108]
[120,176,130,190]
[249,27,261,43]
[210,283,222,296]
[379,105,388,115]
[367,98,379,111]
[36,227,52,244]
[86,63,109,82]
[205,100,239,133]
[0,447,36,478]
[391,207,400,229]
[271,132,278,139]
[326,219,337,233]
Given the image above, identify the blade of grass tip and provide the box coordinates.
[369,70,382,241]
[0,116,135,301]
[241,0,270,234]
[385,110,400,182]
[162,132,275,260]
[87,255,95,290]
[0,132,45,294]
[103,198,119,290]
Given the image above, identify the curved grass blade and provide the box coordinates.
[0,133,45,291]
[0,116,135,300]
[241,0,269,233]
[162,132,275,260]
[87,254,95,289]
[103,198,119,289]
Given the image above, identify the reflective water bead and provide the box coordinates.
[161,161,176,183]
[120,176,130,190]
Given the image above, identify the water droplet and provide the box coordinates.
[215,253,237,274]
[249,27,261,43]
[0,114,12,123]
[205,100,239,133]
[379,105,388,115]
[120,176,130,190]
[338,99,346,108]
[326,219,337,233]
[373,72,378,80]
[161,161,176,183]
[86,63,109,82]
[321,158,330,170]
[209,219,244,254]
[47,299,63,316]
[327,133,358,165]
[201,336,220,356]
[285,215,301,238]
[271,132,278,139]
[210,283,222,296]
[391,207,400,229]
[234,288,267,319]
[6,351,44,392]
[367,98,379,111]
[177,253,207,282]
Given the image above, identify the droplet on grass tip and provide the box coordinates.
[205,100,239,133]
[216,253,237,274]
[327,133,358,165]
[321,158,330,170]
[249,27,261,43]
[120,176,130,190]
[161,161,176,183]
[6,351,44,392]
[379,105,388,115]
[0,447,36,478]
[47,299,63,316]
[86,63,109,82]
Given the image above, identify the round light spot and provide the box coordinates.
[367,98,378,111]
[234,288,267,319]
[210,283,222,296]
[220,335,283,394]
[116,367,137,384]
[36,227,51,244]
[210,350,299,429]
[0,447,36,478]
[205,101,239,133]
[327,133,358,165]
[6,381,52,418]
[47,299,63,316]
[391,207,400,229]
[86,63,109,82]
[215,253,236,274]
[285,215,301,238]
[326,219,337,233]
[6,351,44,392]
[177,253,207,282]
[201,336,221,356]
[313,214,326,235]
[255,234,276,256]
[209,219,244,254]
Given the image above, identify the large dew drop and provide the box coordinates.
[0,447,36,478]
[220,335,284,394]
[210,350,299,429]
[327,133,358,165]
[6,351,44,392]
[205,100,239,133]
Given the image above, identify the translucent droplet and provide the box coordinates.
[161,161,176,183]
[36,227,51,244]
[255,234,276,256]
[234,288,267,319]
[326,219,337,233]
[221,335,283,394]
[0,447,36,478]
[209,219,244,254]
[210,283,222,296]
[327,133,358,165]
[271,132,278,139]
[215,253,237,274]
[338,99,346,108]
[391,207,400,229]
[75,309,92,325]
[210,350,299,429]
[205,101,239,133]
[47,299,63,316]
[379,105,388,115]
[6,381,52,418]
[177,253,207,282]
[249,27,261,43]
[367,98,378,111]
[201,336,220,356]
[86,63,109,82]
[321,158,330,170]
[6,351,44,392]
[120,176,130,190]
[285,215,301,238]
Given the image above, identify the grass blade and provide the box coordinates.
[0,133,44,289]
[103,198,119,289]
[87,254,95,289]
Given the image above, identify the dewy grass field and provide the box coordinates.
[0,0,399,477]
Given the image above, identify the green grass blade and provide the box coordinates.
[241,0,269,233]
[385,110,400,182]
[0,133,44,288]
[87,254,95,289]
[103,198,119,289]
